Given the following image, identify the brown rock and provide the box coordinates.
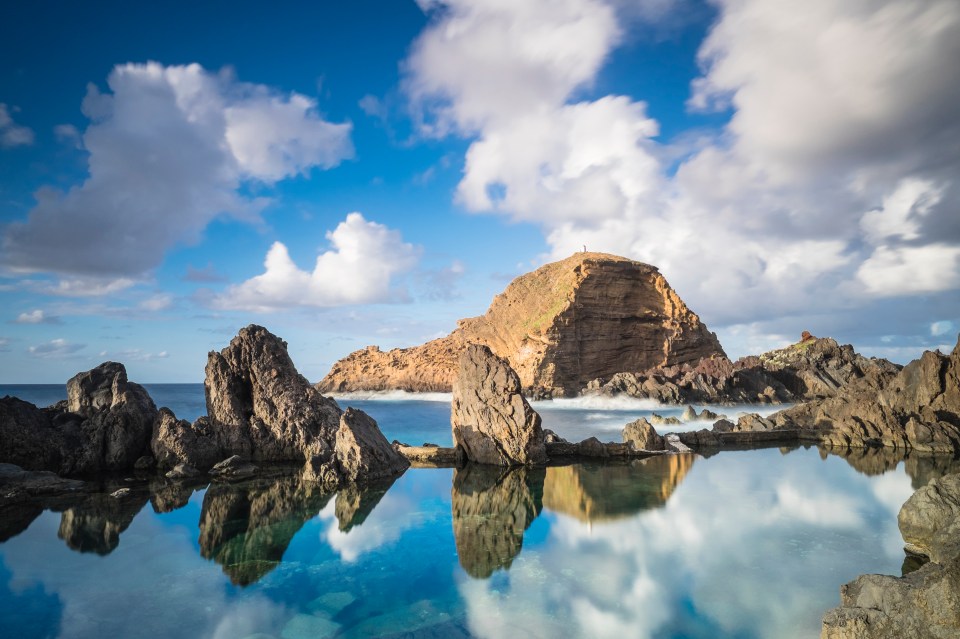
[622,418,664,451]
[208,455,259,480]
[151,409,221,470]
[319,252,725,396]
[334,408,409,483]
[451,344,546,466]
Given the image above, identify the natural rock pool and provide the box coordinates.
[1,389,955,638]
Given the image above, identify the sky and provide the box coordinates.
[1,0,958,383]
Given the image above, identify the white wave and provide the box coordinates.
[330,390,453,403]
[531,395,668,412]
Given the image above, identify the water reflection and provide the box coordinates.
[451,464,545,579]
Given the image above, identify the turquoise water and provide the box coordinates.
[1,385,945,638]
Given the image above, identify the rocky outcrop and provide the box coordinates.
[586,336,895,405]
[320,252,724,397]
[622,418,665,451]
[451,344,546,466]
[0,463,85,508]
[0,362,158,475]
[151,325,407,487]
[822,471,960,638]
[779,334,960,453]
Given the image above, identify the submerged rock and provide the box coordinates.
[320,252,724,397]
[451,344,546,466]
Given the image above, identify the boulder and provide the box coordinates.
[333,408,409,483]
[622,418,664,451]
[208,455,258,480]
[650,413,682,426]
[166,463,201,480]
[451,344,546,466]
[151,409,221,470]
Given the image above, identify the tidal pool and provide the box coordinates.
[2,445,953,639]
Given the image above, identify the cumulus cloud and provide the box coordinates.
[215,213,420,311]
[0,103,34,147]
[405,0,960,356]
[28,338,85,358]
[2,62,353,279]
[14,309,61,324]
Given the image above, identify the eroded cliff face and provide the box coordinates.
[319,253,724,396]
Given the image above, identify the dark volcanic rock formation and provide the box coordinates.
[320,252,724,397]
[451,344,546,466]
[0,362,157,475]
[822,471,960,638]
[587,336,894,405]
[152,325,407,485]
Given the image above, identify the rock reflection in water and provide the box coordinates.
[543,454,696,523]
[334,476,398,532]
[57,489,151,555]
[198,474,334,586]
[822,445,960,489]
[451,464,545,579]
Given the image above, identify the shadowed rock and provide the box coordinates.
[334,476,399,532]
[451,463,544,579]
[452,344,546,466]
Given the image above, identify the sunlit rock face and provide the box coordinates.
[822,471,960,638]
[451,344,546,466]
[320,252,724,397]
[542,454,696,524]
[451,464,545,579]
[198,474,335,586]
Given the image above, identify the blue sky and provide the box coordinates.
[1,0,958,383]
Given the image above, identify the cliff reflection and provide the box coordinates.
[821,445,960,489]
[543,454,697,523]
[451,464,544,579]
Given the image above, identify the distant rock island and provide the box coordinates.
[318,252,726,397]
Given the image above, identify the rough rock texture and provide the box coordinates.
[451,344,546,466]
[822,471,960,638]
[779,334,960,453]
[622,418,665,451]
[333,408,409,483]
[208,455,258,480]
[451,464,544,579]
[586,337,893,405]
[0,463,85,508]
[320,252,724,397]
[0,362,157,475]
[151,409,221,470]
[203,325,343,462]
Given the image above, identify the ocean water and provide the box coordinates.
[1,385,937,638]
[0,384,786,447]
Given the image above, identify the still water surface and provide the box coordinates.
[0,385,949,638]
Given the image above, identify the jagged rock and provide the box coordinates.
[166,463,201,479]
[586,337,892,405]
[204,325,342,462]
[542,429,567,444]
[151,409,221,470]
[700,408,722,420]
[0,362,157,475]
[451,344,546,466]
[681,405,697,422]
[622,418,664,451]
[663,434,692,453]
[209,455,258,480]
[57,490,150,555]
[821,471,960,638]
[779,334,960,453]
[0,463,85,506]
[735,413,777,432]
[110,488,132,499]
[650,413,682,426]
[713,418,735,432]
[334,408,409,483]
[320,252,725,396]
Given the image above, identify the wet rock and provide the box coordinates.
[209,455,258,480]
[110,488,131,499]
[166,463,201,480]
[622,418,664,451]
[0,463,85,506]
[151,410,221,470]
[451,344,546,466]
[542,429,567,444]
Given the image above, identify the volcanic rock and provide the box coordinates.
[451,344,546,466]
[333,408,409,483]
[622,418,664,451]
[208,455,258,480]
[320,252,725,397]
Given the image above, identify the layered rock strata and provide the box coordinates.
[451,344,546,466]
[320,252,724,397]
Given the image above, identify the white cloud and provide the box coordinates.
[404,0,960,356]
[2,62,353,279]
[32,276,137,297]
[931,320,955,337]
[215,213,420,311]
[0,103,34,148]
[138,293,173,312]
[53,123,82,148]
[14,309,60,324]
[28,338,86,358]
